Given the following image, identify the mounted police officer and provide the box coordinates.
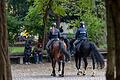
[46,22,70,62]
[46,22,60,50]
[73,21,88,52]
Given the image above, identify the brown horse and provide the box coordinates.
[50,40,67,77]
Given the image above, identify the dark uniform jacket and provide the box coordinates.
[49,28,60,40]
[75,27,87,40]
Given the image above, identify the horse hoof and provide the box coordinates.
[61,75,64,77]
[83,73,86,76]
[51,73,56,77]
[77,73,80,75]
[91,73,95,77]
[91,75,95,77]
[59,74,64,77]
[77,70,82,75]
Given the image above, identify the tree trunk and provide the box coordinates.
[56,15,60,28]
[109,1,120,80]
[105,0,115,80]
[0,0,12,80]
[42,0,52,49]
[43,11,48,49]
[106,0,120,80]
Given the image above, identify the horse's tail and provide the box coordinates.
[90,42,105,69]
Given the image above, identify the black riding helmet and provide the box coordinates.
[52,22,56,27]
[80,21,85,28]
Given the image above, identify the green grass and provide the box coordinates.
[99,44,107,49]
[9,46,36,55]
[9,47,25,55]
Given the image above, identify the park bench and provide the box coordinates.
[98,48,107,58]
[10,53,48,64]
[10,54,24,64]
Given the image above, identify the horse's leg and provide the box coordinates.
[74,53,79,70]
[91,53,96,77]
[58,61,61,72]
[51,59,56,77]
[83,57,88,76]
[58,61,61,76]
[77,56,82,75]
[59,60,65,77]
[61,60,65,77]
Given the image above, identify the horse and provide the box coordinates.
[74,40,105,76]
[50,40,67,77]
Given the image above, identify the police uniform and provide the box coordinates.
[73,23,87,51]
[46,27,60,50]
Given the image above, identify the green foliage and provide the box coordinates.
[67,32,74,39]
[58,0,104,46]
[81,13,104,42]
[52,0,66,16]
[8,0,29,18]
[7,0,30,45]
[94,0,105,19]
[7,0,106,47]
[78,0,105,45]
[7,14,23,46]
[25,0,67,37]
[24,0,44,37]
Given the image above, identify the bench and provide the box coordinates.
[10,54,48,64]
[10,55,24,64]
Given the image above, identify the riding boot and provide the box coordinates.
[46,49,51,62]
[72,44,76,55]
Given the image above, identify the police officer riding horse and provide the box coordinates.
[73,21,88,52]
[46,22,71,62]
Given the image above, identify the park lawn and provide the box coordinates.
[9,47,25,55]
[9,46,35,55]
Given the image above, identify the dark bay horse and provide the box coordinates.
[50,40,67,77]
[74,40,105,76]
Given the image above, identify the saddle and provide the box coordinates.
[50,39,66,53]
[50,39,59,50]
[76,39,87,51]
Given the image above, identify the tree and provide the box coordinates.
[106,0,120,80]
[105,0,115,80]
[0,0,12,80]
[25,0,106,48]
[7,15,23,45]
[8,0,29,18]
[69,0,106,47]
[51,0,66,28]
[7,0,30,45]
[25,0,67,48]
[109,1,120,80]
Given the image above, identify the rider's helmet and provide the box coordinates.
[80,21,85,28]
[52,22,56,27]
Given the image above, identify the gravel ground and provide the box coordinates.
[11,61,106,80]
